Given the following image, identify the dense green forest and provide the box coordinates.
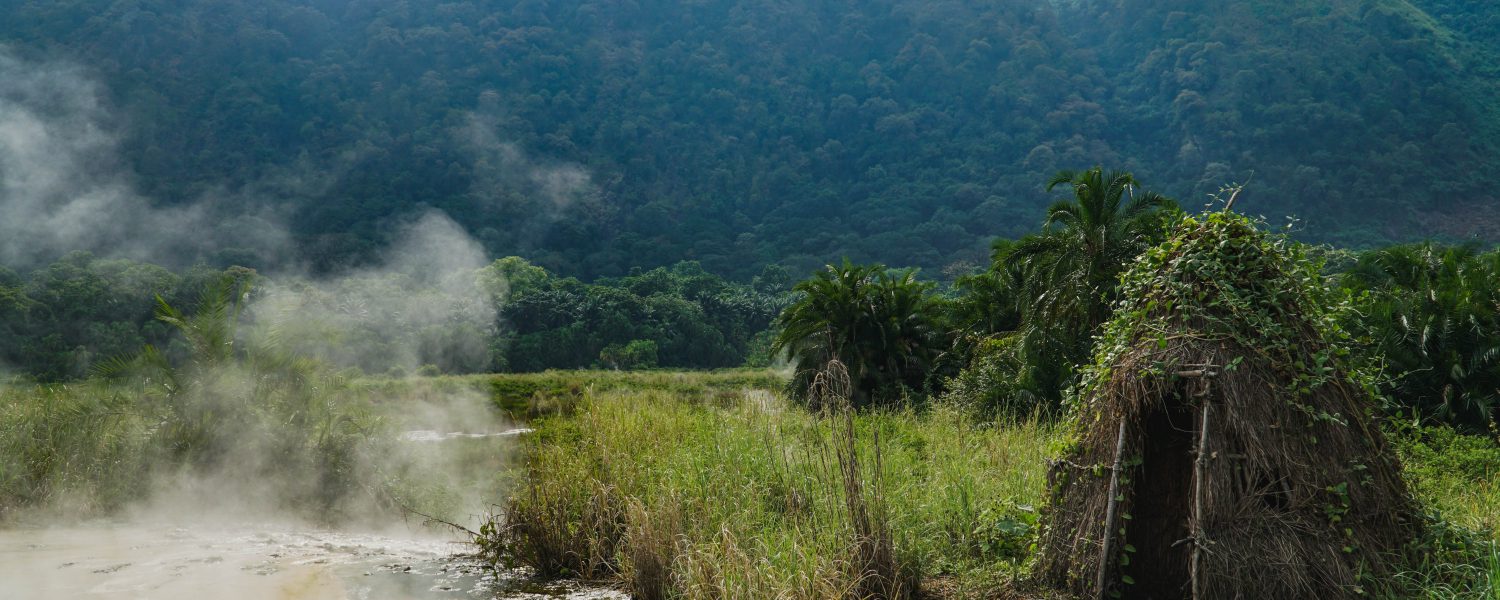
[0,253,790,380]
[2,0,1498,279]
[6,175,1497,434]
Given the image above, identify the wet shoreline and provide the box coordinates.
[0,521,623,599]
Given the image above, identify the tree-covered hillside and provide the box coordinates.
[2,0,1497,278]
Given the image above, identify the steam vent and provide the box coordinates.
[1033,213,1418,599]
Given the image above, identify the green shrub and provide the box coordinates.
[600,339,659,370]
[1394,424,1500,538]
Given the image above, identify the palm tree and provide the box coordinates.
[1012,167,1176,330]
[774,260,945,409]
[1343,243,1500,433]
[948,239,1025,342]
[1004,167,1177,402]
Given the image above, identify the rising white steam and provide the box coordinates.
[0,49,520,546]
[0,48,298,269]
[247,210,501,376]
[459,111,611,244]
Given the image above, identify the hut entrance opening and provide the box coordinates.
[1124,385,1201,600]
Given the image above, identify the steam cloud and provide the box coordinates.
[0,48,296,269]
[247,211,500,376]
[459,111,609,243]
[1,50,520,533]
[0,48,501,377]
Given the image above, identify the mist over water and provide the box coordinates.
[0,48,599,599]
[0,381,602,599]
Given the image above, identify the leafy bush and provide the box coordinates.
[1393,424,1500,538]
[939,336,1040,421]
[1342,244,1500,433]
[599,339,659,370]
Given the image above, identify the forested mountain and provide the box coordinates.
[2,0,1497,279]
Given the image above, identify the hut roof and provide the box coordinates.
[1034,213,1417,599]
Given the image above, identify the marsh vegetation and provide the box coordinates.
[476,370,1499,599]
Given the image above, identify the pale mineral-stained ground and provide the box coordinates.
[0,521,624,600]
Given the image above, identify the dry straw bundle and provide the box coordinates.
[1034,212,1417,599]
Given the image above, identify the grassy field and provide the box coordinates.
[477,370,1500,599]
[0,368,784,522]
[350,369,788,417]
[5,369,1497,597]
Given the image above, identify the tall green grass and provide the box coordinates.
[0,277,392,522]
[1386,425,1500,599]
[1397,425,1500,540]
[481,377,1500,598]
[479,383,1060,598]
[0,364,380,521]
[0,382,154,514]
[0,368,783,522]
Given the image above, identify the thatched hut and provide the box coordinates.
[1034,213,1417,599]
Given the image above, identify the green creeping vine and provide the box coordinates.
[1070,211,1382,419]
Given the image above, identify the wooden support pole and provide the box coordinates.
[1096,422,1129,600]
[1190,402,1212,600]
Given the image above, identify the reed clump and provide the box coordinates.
[476,369,1059,598]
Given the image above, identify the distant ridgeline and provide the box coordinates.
[1,0,1497,279]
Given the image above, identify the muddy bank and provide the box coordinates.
[0,521,623,599]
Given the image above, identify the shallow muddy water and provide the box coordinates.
[1,415,620,600]
[0,522,623,599]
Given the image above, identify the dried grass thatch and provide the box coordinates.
[1034,213,1418,599]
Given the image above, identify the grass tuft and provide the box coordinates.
[476,376,1059,598]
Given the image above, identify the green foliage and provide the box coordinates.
[1342,243,1500,433]
[1393,424,1500,539]
[1083,0,1500,246]
[352,369,787,419]
[1387,521,1500,600]
[495,258,790,372]
[599,340,659,371]
[1,252,205,380]
[941,168,1175,418]
[1015,168,1177,337]
[967,500,1039,565]
[5,0,1496,277]
[0,382,153,513]
[940,335,1047,421]
[1077,211,1365,407]
[1002,167,1177,405]
[1,254,789,382]
[774,260,947,408]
